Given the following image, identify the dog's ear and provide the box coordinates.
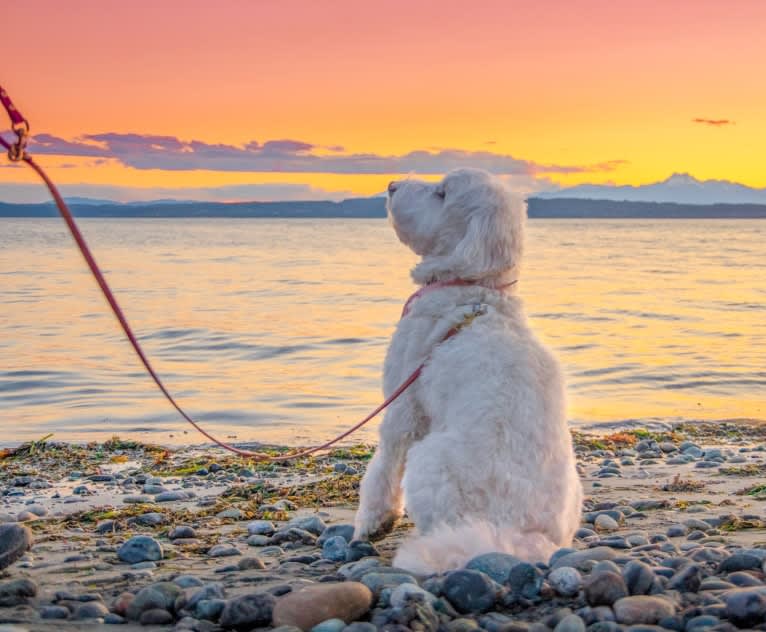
[413,185,525,282]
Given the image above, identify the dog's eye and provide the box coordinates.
[434,186,446,199]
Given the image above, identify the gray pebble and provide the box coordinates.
[345,539,379,562]
[465,552,521,584]
[723,588,766,627]
[117,536,163,564]
[317,524,355,547]
[0,524,33,571]
[442,570,496,614]
[39,605,69,619]
[322,536,349,562]
[247,520,276,536]
[548,566,582,597]
[169,525,196,540]
[584,571,628,606]
[219,592,276,630]
[208,544,241,558]
[553,614,586,632]
[508,562,543,599]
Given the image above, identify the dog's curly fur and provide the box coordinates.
[354,168,583,574]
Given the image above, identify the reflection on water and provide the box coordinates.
[1,218,764,446]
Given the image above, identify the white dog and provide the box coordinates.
[354,168,582,574]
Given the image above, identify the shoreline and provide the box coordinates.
[3,422,766,629]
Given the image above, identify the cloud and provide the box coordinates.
[18,131,626,176]
[0,182,354,204]
[692,118,735,127]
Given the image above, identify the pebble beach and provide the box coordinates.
[3,423,766,631]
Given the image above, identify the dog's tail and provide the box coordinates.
[393,520,558,575]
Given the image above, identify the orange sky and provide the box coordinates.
[2,0,765,201]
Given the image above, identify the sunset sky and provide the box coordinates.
[2,0,765,202]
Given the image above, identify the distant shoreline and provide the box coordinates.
[3,197,766,219]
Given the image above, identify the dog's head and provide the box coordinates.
[387,168,525,283]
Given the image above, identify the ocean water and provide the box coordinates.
[1,218,764,447]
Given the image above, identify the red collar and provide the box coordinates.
[401,279,517,319]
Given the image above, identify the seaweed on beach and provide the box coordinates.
[658,474,706,492]
[736,483,766,498]
[718,515,764,532]
[718,463,766,477]
[222,472,362,510]
[572,428,682,452]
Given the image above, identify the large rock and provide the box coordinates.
[117,535,163,564]
[442,570,497,614]
[465,552,521,584]
[126,582,182,620]
[0,578,37,607]
[551,547,616,571]
[613,595,676,624]
[219,593,276,630]
[272,582,373,631]
[622,560,655,596]
[584,572,628,607]
[548,566,583,597]
[0,524,33,570]
[723,588,766,628]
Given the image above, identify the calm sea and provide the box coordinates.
[1,218,764,447]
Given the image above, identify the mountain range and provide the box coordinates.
[538,173,766,205]
[2,173,766,218]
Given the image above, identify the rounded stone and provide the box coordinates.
[584,571,628,607]
[443,570,496,614]
[247,520,276,536]
[174,575,204,588]
[345,540,379,562]
[139,608,174,625]
[723,588,766,628]
[289,516,328,536]
[238,556,266,570]
[272,582,373,631]
[317,524,355,547]
[359,572,418,598]
[117,535,163,564]
[508,562,543,599]
[196,598,226,621]
[310,618,346,632]
[169,525,196,540]
[219,592,276,630]
[322,536,349,562]
[0,578,38,607]
[666,524,689,538]
[40,605,70,619]
[612,595,676,624]
[73,601,110,619]
[343,623,377,632]
[389,583,437,608]
[465,552,521,584]
[126,582,182,620]
[594,514,620,532]
[548,566,583,597]
[719,552,762,573]
[552,547,617,571]
[0,524,33,570]
[622,560,655,596]
[553,614,586,632]
[666,563,701,592]
[208,544,241,558]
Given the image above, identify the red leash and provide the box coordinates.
[0,85,442,461]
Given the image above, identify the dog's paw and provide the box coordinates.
[354,509,400,541]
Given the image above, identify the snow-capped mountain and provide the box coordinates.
[536,173,766,205]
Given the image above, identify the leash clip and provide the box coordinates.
[8,120,29,162]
